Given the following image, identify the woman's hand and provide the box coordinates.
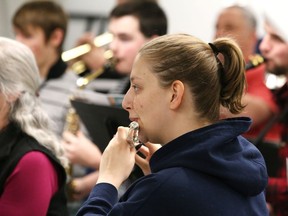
[62,130,102,169]
[97,126,136,189]
[135,142,161,175]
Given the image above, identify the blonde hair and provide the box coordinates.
[139,33,246,122]
[0,37,68,168]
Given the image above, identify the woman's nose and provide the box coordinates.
[122,87,132,111]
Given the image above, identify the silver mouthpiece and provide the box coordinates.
[129,121,139,130]
[127,121,140,147]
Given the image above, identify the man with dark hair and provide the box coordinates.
[73,1,168,93]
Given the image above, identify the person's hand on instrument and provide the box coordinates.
[62,130,101,169]
[135,142,161,175]
[96,126,136,189]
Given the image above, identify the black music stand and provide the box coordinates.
[71,99,130,152]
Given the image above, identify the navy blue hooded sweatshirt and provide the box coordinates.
[77,117,269,216]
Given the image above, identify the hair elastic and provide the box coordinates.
[208,42,219,55]
[208,42,225,85]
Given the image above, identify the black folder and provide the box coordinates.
[71,99,130,152]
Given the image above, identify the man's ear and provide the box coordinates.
[169,80,185,109]
[49,28,64,48]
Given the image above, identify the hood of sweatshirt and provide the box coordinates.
[150,117,268,197]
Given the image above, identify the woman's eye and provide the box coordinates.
[132,85,139,92]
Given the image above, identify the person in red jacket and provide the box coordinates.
[214,5,280,143]
[259,2,288,215]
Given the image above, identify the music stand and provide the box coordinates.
[71,99,130,152]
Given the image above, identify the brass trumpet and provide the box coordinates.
[62,32,113,74]
[62,32,113,62]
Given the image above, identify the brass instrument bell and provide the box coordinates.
[62,32,113,74]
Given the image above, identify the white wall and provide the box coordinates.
[61,0,266,48]
[158,0,265,42]
[0,0,266,49]
[0,0,27,38]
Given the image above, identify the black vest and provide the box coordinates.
[0,123,69,216]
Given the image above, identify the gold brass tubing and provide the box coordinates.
[76,67,105,89]
[93,32,113,47]
[64,106,80,134]
[71,60,87,75]
[62,44,91,62]
[61,32,113,62]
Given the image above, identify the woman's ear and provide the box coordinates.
[169,80,184,109]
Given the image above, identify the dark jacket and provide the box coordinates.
[0,123,68,216]
[77,117,269,216]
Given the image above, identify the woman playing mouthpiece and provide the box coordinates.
[76,33,269,216]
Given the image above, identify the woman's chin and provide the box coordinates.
[139,134,148,144]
